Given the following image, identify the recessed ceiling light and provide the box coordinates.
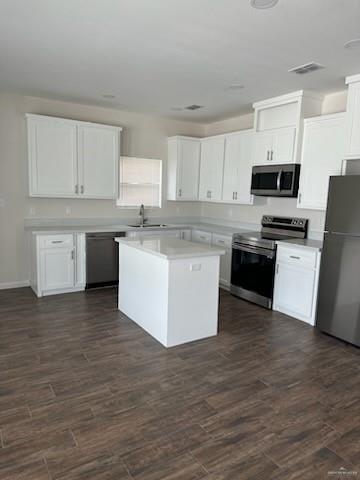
[227,84,245,90]
[102,94,115,99]
[344,38,360,50]
[250,0,279,9]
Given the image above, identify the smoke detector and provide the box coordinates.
[185,105,203,111]
[288,62,325,75]
[250,0,278,9]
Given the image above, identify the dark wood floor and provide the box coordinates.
[0,287,360,479]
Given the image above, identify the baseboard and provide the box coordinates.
[0,280,30,290]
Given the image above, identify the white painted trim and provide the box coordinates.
[0,281,30,290]
[346,73,360,85]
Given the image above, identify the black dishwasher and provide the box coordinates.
[86,232,126,289]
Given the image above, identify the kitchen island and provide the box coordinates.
[116,236,225,347]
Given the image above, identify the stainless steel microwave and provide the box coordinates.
[251,164,300,197]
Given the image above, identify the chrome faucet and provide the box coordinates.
[139,204,147,226]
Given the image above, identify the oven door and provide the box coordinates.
[230,243,276,308]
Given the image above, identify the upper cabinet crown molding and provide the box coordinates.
[345,74,360,159]
[252,90,323,166]
[26,114,122,199]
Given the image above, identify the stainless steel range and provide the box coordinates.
[231,215,308,308]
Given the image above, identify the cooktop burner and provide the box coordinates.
[232,215,309,251]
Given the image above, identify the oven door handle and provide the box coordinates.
[277,169,283,191]
[232,243,275,258]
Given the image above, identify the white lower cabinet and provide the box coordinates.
[31,233,86,297]
[211,234,232,288]
[191,230,212,245]
[273,244,321,325]
[192,230,232,288]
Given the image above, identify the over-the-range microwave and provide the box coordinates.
[251,164,300,197]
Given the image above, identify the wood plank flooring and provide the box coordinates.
[0,287,359,479]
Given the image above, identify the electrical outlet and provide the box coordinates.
[190,263,201,272]
[228,208,233,218]
[65,206,71,215]
[29,207,36,216]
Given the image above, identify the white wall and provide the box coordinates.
[0,94,203,285]
[0,89,348,286]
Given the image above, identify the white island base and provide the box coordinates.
[116,237,225,348]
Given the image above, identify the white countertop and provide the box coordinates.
[116,237,226,260]
[277,238,323,251]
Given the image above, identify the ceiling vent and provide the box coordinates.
[288,62,325,75]
[185,104,203,111]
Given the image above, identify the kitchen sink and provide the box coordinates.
[127,224,168,228]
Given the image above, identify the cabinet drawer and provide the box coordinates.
[212,233,232,249]
[277,246,316,269]
[39,234,74,249]
[192,230,212,245]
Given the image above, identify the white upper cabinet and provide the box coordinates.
[222,130,254,204]
[253,91,322,165]
[253,127,295,165]
[167,136,200,201]
[199,136,225,201]
[27,114,122,199]
[78,125,118,198]
[27,116,78,196]
[345,74,360,159]
[298,113,346,210]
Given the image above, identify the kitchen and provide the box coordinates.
[1,1,360,478]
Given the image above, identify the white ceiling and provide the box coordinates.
[1,0,360,123]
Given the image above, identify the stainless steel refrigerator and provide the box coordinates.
[317,175,360,346]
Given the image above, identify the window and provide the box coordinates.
[117,156,162,207]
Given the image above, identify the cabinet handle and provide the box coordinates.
[290,255,301,260]
[81,185,84,194]
[271,150,274,161]
[235,192,238,200]
[75,185,79,194]
[51,240,64,244]
[217,240,225,244]
[209,190,212,199]
[276,264,279,274]
[178,188,182,197]
[267,151,270,161]
[298,193,302,204]
[71,250,74,260]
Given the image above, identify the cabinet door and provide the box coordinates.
[199,137,225,201]
[40,248,75,292]
[298,115,345,210]
[346,81,360,158]
[253,131,273,165]
[28,117,78,196]
[223,131,254,204]
[78,125,119,198]
[274,263,316,321]
[272,127,296,164]
[212,234,232,287]
[178,138,200,200]
[192,230,212,245]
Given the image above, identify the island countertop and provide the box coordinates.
[116,237,226,260]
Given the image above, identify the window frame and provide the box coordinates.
[116,155,163,209]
